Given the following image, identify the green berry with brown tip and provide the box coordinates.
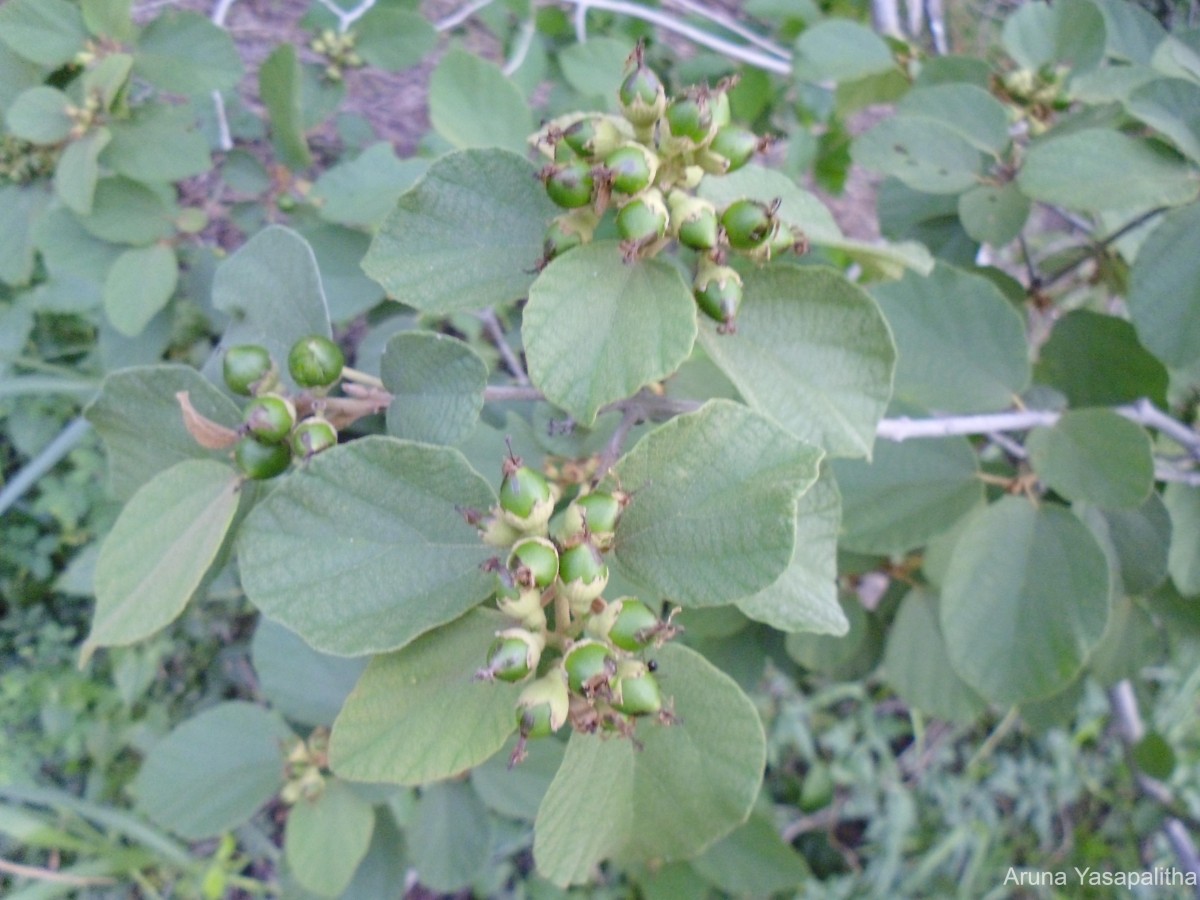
[235,436,292,480]
[242,394,296,444]
[223,344,274,396]
[541,160,595,209]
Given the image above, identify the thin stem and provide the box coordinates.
[314,0,378,33]
[1033,206,1169,292]
[0,858,115,887]
[877,409,1060,441]
[339,366,384,389]
[557,0,792,74]
[435,0,495,31]
[484,385,544,403]
[478,309,530,386]
[503,17,538,76]
[0,418,93,517]
[209,1,236,151]
[966,706,1020,775]
[574,1,589,43]
[593,405,640,482]
[663,0,791,60]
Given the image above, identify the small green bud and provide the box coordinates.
[540,160,595,209]
[478,628,544,683]
[563,639,616,696]
[509,537,560,590]
[235,436,292,480]
[558,542,609,613]
[611,660,663,716]
[290,417,337,459]
[288,335,344,389]
[242,394,297,444]
[619,49,666,127]
[223,344,274,396]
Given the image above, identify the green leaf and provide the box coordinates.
[871,263,1030,413]
[1088,596,1164,685]
[409,782,493,893]
[1128,202,1200,368]
[1035,310,1168,407]
[82,53,133,110]
[557,38,633,102]
[940,497,1111,704]
[1002,0,1106,73]
[75,177,176,245]
[1091,0,1165,63]
[1017,130,1198,212]
[5,86,73,144]
[833,435,983,555]
[132,702,291,840]
[260,44,312,170]
[251,619,368,727]
[0,183,50,287]
[133,10,243,95]
[0,0,87,68]
[329,608,523,784]
[285,780,375,898]
[793,20,894,82]
[471,736,564,822]
[428,48,533,154]
[897,84,1011,156]
[1027,409,1154,509]
[103,243,178,337]
[699,266,895,458]
[311,143,427,229]
[83,460,240,658]
[0,42,43,111]
[1079,491,1172,599]
[1133,731,1176,780]
[883,588,986,722]
[785,595,878,678]
[853,117,982,195]
[613,400,822,606]
[84,365,243,500]
[209,226,332,388]
[878,178,978,268]
[736,469,847,635]
[524,242,697,425]
[1165,483,1200,596]
[354,6,436,71]
[296,223,382,322]
[1127,78,1200,164]
[689,810,809,895]
[55,128,111,215]
[103,106,212,183]
[958,182,1030,246]
[533,643,764,886]
[238,437,497,656]
[34,205,123,283]
[362,149,557,314]
[82,0,134,41]
[381,331,487,445]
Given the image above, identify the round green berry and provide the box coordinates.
[542,160,595,209]
[609,598,660,651]
[235,436,292,480]
[509,537,560,590]
[612,664,663,716]
[721,199,775,250]
[694,264,744,331]
[481,629,542,683]
[288,336,344,389]
[290,417,337,459]
[665,93,712,143]
[223,344,273,396]
[499,465,552,520]
[242,394,296,444]
[709,125,759,174]
[576,491,621,535]
[603,143,656,195]
[564,639,615,695]
[617,194,668,244]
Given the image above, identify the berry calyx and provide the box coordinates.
[290,417,337,459]
[288,335,344,389]
[235,436,292,480]
[619,44,666,128]
[511,669,570,765]
[499,459,554,532]
[611,660,663,716]
[668,192,720,251]
[540,160,595,209]
[694,263,744,333]
[223,344,274,396]
[558,541,609,612]
[242,394,297,444]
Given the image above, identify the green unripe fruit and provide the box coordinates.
[721,199,776,250]
[223,344,273,396]
[609,598,660,651]
[619,64,666,127]
[603,143,657,195]
[665,93,712,143]
[694,263,744,331]
[541,160,595,209]
[558,542,609,611]
[709,124,759,174]
[669,192,720,251]
[235,436,292,480]
[500,465,552,519]
[616,191,669,244]
[509,537,560,590]
[242,394,297,444]
[288,335,344,389]
[576,491,621,536]
[290,417,338,459]
[612,661,663,716]
[564,639,616,695]
[543,218,584,261]
[479,628,543,683]
[515,669,569,737]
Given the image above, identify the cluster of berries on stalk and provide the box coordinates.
[220,336,345,479]
[531,42,807,332]
[466,451,681,766]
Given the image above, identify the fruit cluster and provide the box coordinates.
[221,336,344,480]
[530,43,807,332]
[468,453,680,766]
